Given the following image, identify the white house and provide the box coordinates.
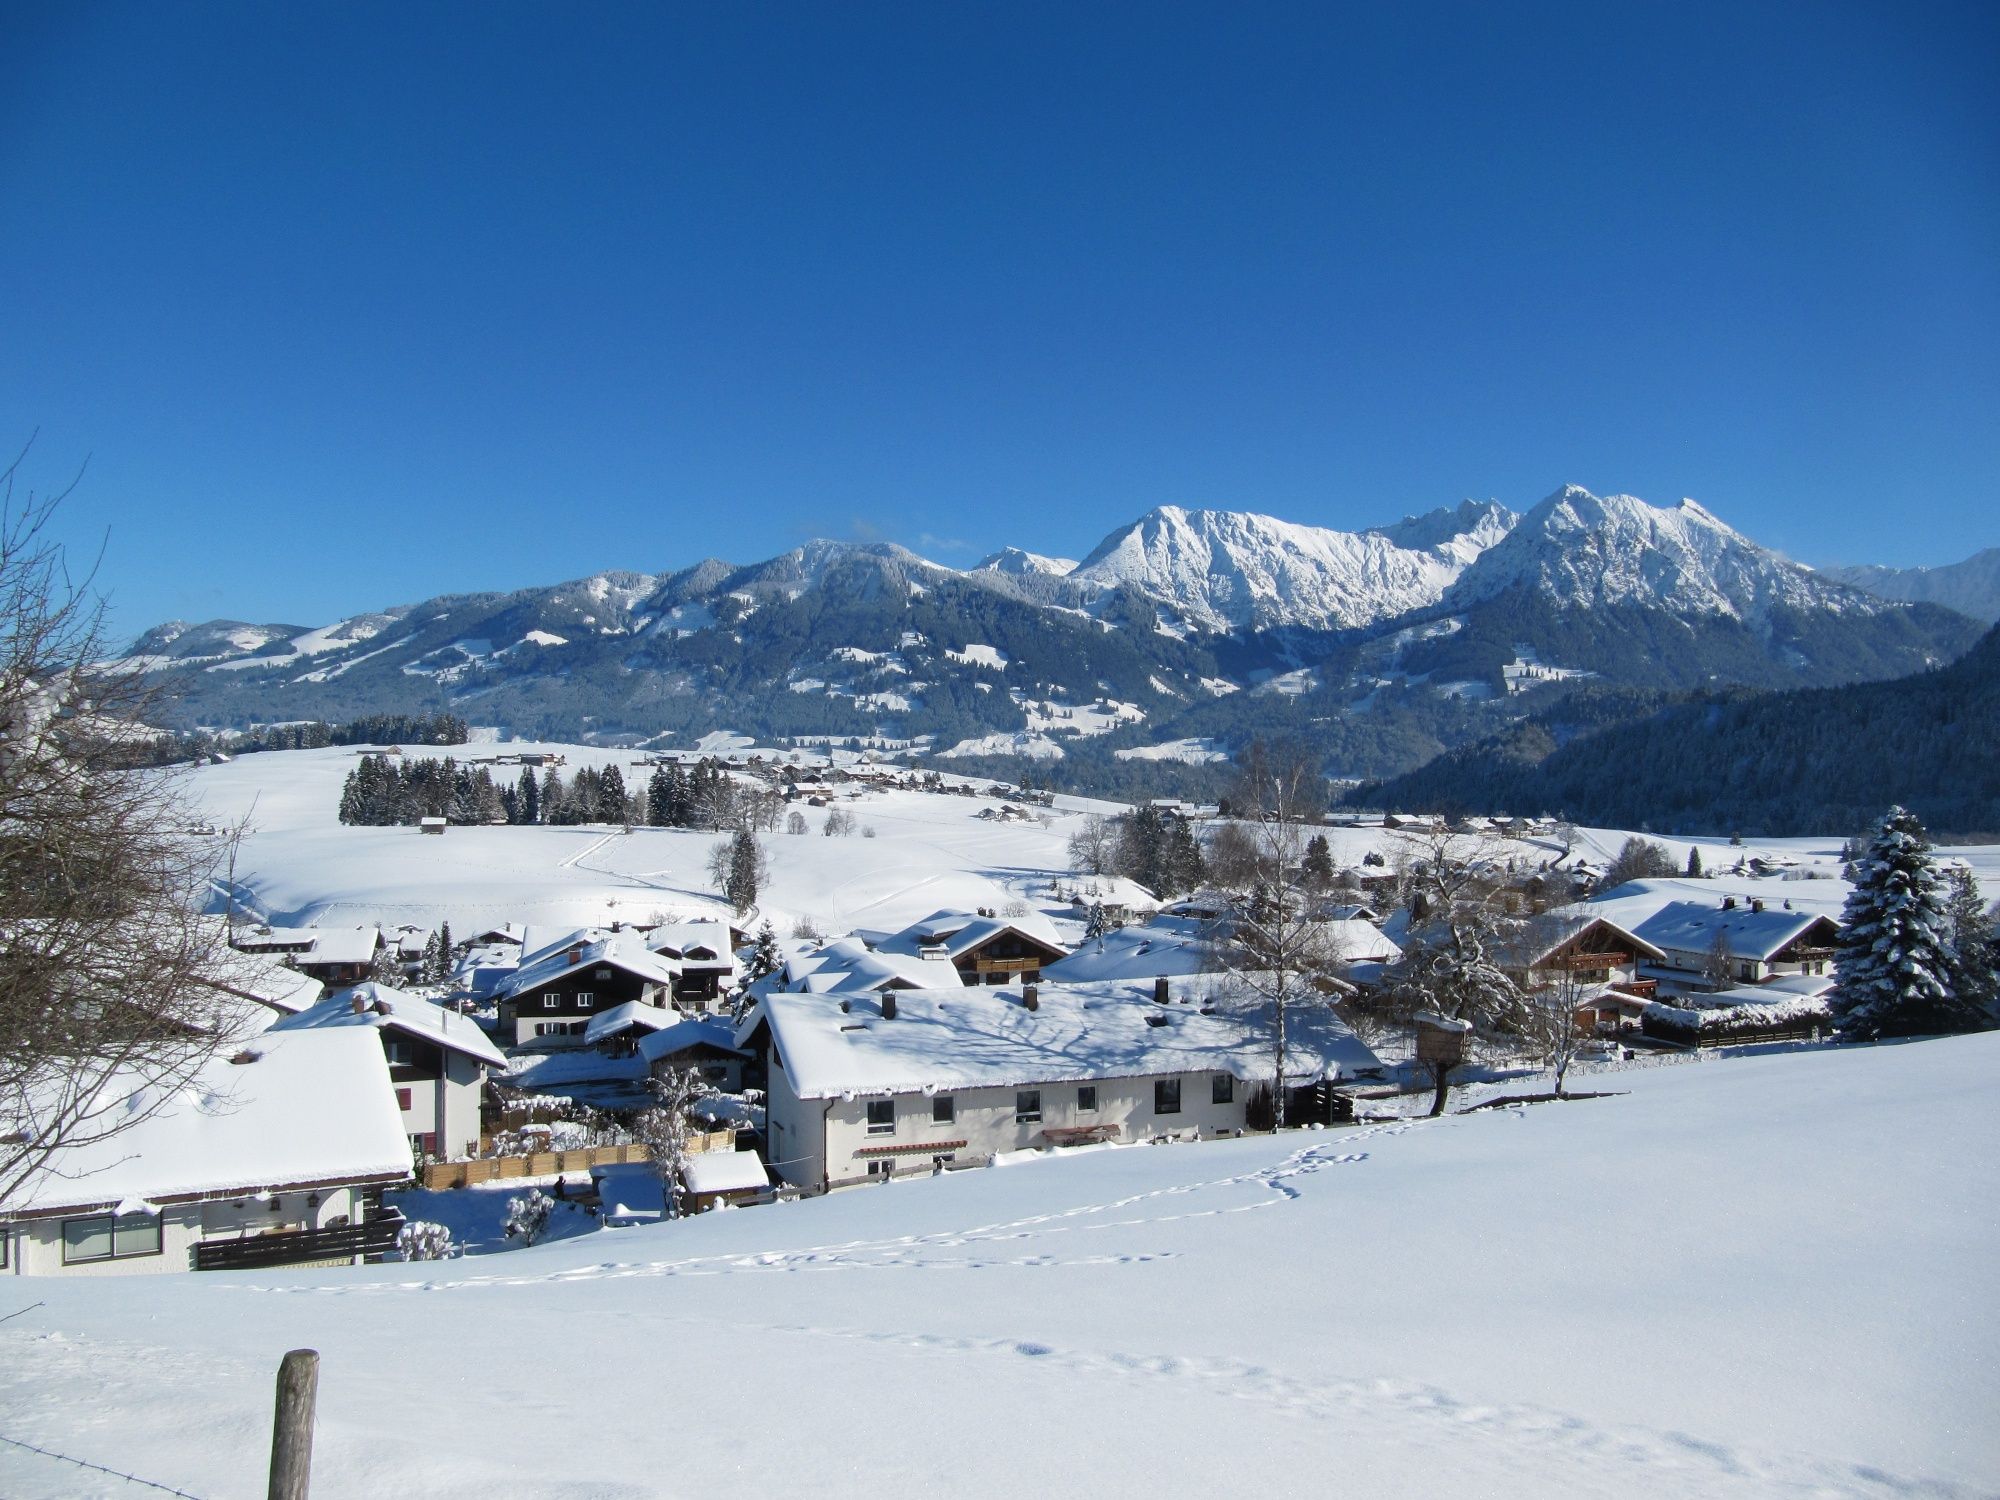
[1632,898,1841,991]
[0,1029,410,1276]
[757,977,1381,1194]
[270,983,506,1158]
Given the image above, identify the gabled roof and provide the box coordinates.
[583,1000,681,1046]
[232,925,381,966]
[1504,912,1665,968]
[271,982,508,1069]
[646,920,737,967]
[780,937,958,994]
[1632,901,1841,963]
[636,1016,751,1065]
[3,1029,411,1216]
[503,933,681,999]
[763,977,1381,1101]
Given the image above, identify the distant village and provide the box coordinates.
[4,747,1967,1278]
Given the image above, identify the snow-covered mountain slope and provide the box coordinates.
[975,546,1078,578]
[1068,501,1515,632]
[1825,547,2000,624]
[1445,485,1883,622]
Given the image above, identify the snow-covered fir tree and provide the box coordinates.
[1831,806,1978,1040]
[1939,866,1999,1027]
[746,919,781,982]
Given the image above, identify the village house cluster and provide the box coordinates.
[2,768,1878,1276]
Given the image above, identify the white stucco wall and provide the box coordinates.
[5,1184,372,1277]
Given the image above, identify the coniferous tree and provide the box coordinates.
[541,768,566,825]
[1832,807,1975,1040]
[725,827,765,913]
[1302,834,1335,890]
[597,765,629,824]
[648,766,674,827]
[517,767,540,825]
[747,919,781,981]
[1686,845,1704,878]
[1940,867,2000,1027]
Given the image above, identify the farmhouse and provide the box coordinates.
[637,1015,753,1091]
[756,977,1381,1194]
[645,919,739,1006]
[270,983,506,1158]
[1633,898,1841,989]
[1496,913,1665,999]
[0,1030,410,1277]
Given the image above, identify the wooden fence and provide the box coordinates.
[419,1134,735,1190]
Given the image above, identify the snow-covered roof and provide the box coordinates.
[583,1000,682,1045]
[4,1029,412,1216]
[503,932,681,999]
[1041,918,1211,983]
[646,920,736,966]
[636,1016,750,1065]
[764,978,1381,1101]
[231,924,381,966]
[1500,912,1664,968]
[270,983,508,1069]
[882,907,1067,960]
[1061,876,1158,909]
[201,946,325,1018]
[1632,900,1839,962]
[681,1149,770,1195]
[799,940,960,994]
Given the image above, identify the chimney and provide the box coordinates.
[350,994,368,1015]
[1022,984,1039,1011]
[1154,976,1171,1005]
[881,993,897,1020]
[839,999,851,1013]
[1750,898,1765,914]
[1721,896,1736,910]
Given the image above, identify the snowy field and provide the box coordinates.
[184,744,1093,939]
[2,1034,1995,1498]
[177,743,1999,943]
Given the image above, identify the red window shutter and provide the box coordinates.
[396,1088,412,1110]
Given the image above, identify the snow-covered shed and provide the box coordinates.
[681,1149,772,1213]
[0,1029,410,1276]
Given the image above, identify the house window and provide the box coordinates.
[61,1212,162,1265]
[395,1087,413,1111]
[383,1039,413,1066]
[542,993,559,1009]
[932,1095,955,1125]
[0,1229,8,1269]
[576,992,594,1009]
[1016,1090,1042,1123]
[1212,1075,1234,1105]
[595,968,612,979]
[866,1100,895,1135]
[1076,1085,1098,1113]
[866,1159,894,1178]
[1155,1079,1182,1115]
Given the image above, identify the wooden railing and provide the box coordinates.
[193,1210,406,1272]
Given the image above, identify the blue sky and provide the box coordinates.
[3,1,1995,636]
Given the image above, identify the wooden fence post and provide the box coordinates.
[268,1348,319,1500]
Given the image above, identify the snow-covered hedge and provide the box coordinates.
[1642,995,1831,1046]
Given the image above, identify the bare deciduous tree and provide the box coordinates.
[0,448,254,1209]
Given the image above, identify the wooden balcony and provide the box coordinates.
[192,1210,405,1272]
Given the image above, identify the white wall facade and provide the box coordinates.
[3,1183,373,1277]
[768,1064,1253,1193]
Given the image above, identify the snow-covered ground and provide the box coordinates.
[185,744,1085,939]
[3,1035,1994,1497]
[181,745,1999,942]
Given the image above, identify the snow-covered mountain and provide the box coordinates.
[975,546,1077,578]
[1068,501,1515,632]
[117,487,1986,777]
[1444,485,1879,621]
[1824,547,2000,624]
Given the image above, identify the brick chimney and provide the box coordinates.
[881,993,898,1020]
[1154,976,1171,1004]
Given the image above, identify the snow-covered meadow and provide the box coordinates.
[2,1034,1995,1498]
[178,742,1999,943]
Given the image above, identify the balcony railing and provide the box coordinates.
[192,1210,405,1272]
